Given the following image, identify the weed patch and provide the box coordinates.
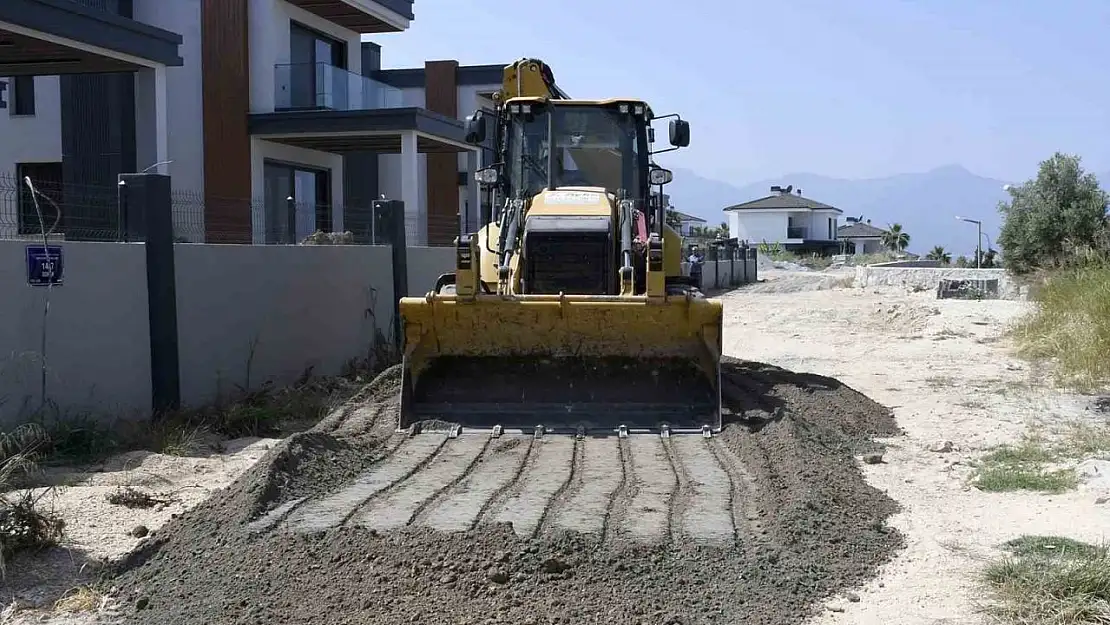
[1012,264,1110,391]
[981,534,1110,624]
[970,426,1110,493]
[0,490,65,579]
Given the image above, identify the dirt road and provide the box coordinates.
[8,268,1105,624]
[726,269,1109,623]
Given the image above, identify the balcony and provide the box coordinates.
[787,226,809,239]
[281,0,412,33]
[274,62,403,112]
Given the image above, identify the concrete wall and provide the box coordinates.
[406,246,455,296]
[0,241,152,422]
[0,240,456,426]
[681,256,759,292]
[174,243,393,407]
[853,266,1023,299]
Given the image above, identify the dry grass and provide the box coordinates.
[1012,264,1110,391]
[53,584,105,613]
[980,535,1110,624]
[105,486,170,510]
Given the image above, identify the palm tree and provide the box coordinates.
[926,245,952,264]
[881,223,911,252]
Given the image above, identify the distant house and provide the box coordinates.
[724,185,842,254]
[672,210,706,236]
[837,219,886,255]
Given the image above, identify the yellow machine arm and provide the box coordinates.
[497,58,570,102]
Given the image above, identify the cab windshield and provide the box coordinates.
[505,104,644,199]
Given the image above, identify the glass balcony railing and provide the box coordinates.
[274,62,404,112]
[787,226,809,239]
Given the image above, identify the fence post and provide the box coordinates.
[119,173,180,415]
[374,199,408,352]
[285,196,296,244]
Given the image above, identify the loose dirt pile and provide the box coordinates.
[104,358,904,625]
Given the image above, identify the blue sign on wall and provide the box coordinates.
[26,245,64,286]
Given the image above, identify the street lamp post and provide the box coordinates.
[955,216,982,268]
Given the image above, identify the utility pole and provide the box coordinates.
[956,216,983,268]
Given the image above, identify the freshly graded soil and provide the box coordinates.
[107,357,905,625]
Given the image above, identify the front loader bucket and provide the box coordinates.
[398,293,723,435]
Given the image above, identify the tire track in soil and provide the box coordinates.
[282,433,449,533]
[615,435,677,543]
[661,437,690,545]
[416,436,532,533]
[351,436,490,531]
[534,436,582,538]
[470,437,536,530]
[488,436,575,538]
[405,435,497,528]
[670,436,735,546]
[601,436,634,546]
[547,436,623,538]
[707,435,767,542]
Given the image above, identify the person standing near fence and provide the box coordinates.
[687,245,705,288]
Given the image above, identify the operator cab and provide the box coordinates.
[463,98,690,296]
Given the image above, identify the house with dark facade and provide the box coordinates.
[0,0,501,246]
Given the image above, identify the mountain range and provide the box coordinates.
[665,165,1110,256]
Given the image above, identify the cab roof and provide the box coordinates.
[502,96,655,118]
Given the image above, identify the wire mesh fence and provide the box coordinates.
[0,171,131,242]
[0,172,433,246]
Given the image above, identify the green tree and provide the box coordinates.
[954,255,971,268]
[997,152,1110,274]
[881,223,911,252]
[926,245,952,264]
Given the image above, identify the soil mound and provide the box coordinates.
[107,359,905,625]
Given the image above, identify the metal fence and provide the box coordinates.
[0,172,428,245]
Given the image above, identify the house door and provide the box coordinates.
[287,22,347,110]
[263,161,331,243]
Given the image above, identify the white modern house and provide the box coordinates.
[724,185,842,254]
[0,0,502,246]
[672,210,705,236]
[837,218,886,255]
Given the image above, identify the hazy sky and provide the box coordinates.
[368,0,1110,185]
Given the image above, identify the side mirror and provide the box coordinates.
[649,168,673,186]
[475,167,499,185]
[669,119,690,148]
[648,127,656,143]
[464,111,487,145]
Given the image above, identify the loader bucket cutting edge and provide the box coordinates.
[398,294,723,434]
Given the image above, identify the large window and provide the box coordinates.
[504,104,644,200]
[11,76,35,116]
[263,161,331,243]
[16,162,63,236]
[284,22,347,110]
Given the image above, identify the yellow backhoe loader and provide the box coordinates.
[397,59,723,437]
